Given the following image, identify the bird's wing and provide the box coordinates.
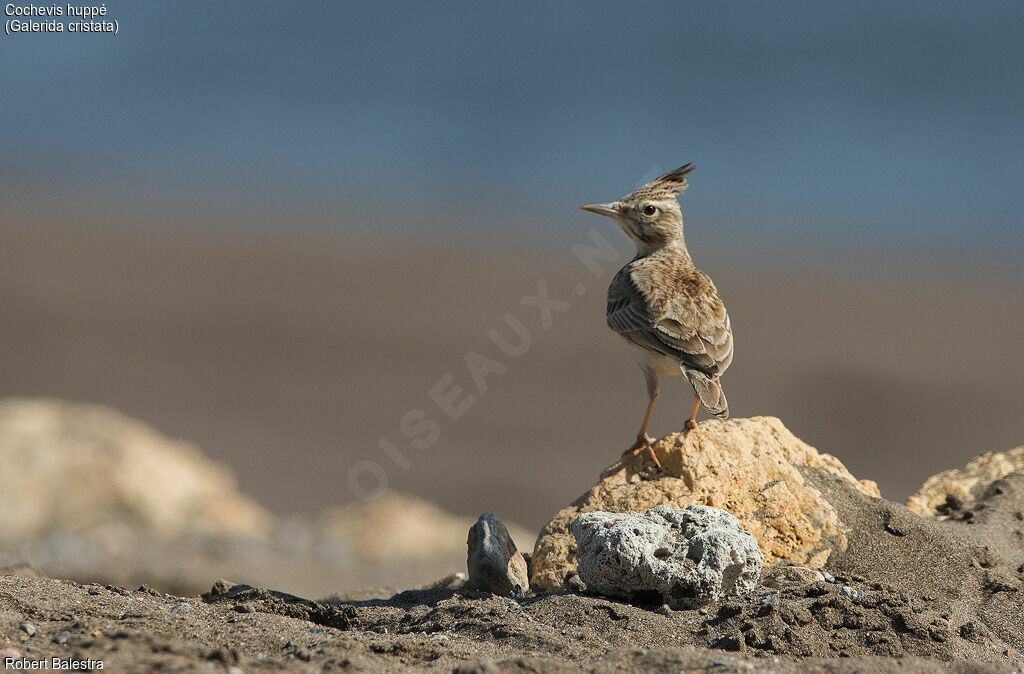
[607,267,733,377]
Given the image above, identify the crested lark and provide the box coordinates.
[581,164,733,468]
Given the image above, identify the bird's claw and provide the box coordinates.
[623,433,662,470]
[627,433,656,452]
[684,419,697,431]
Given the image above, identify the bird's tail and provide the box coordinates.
[685,370,729,419]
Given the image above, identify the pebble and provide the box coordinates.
[466,513,530,598]
[88,587,100,595]
[53,630,71,644]
[822,572,835,583]
[170,602,189,614]
[840,586,863,599]
[429,634,450,644]
[19,623,36,637]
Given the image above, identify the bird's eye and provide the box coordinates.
[642,204,657,216]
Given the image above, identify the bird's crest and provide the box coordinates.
[627,163,696,201]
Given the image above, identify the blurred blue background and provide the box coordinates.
[3,1,1022,254]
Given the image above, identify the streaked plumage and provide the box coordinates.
[581,163,733,467]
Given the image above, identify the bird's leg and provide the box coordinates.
[630,395,657,449]
[684,392,701,430]
[625,369,661,468]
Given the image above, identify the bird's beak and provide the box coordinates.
[579,202,619,219]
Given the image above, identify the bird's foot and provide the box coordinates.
[684,418,697,431]
[626,433,656,453]
[623,433,662,471]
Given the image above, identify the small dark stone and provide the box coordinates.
[708,633,743,652]
[467,513,530,598]
[202,579,236,600]
[715,603,743,620]
[53,630,71,645]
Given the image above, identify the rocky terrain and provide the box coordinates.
[2,400,1024,672]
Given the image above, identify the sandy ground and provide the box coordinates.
[1,224,1022,530]
[2,464,1023,672]
[0,573,1013,674]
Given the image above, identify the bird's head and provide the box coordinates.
[580,163,695,254]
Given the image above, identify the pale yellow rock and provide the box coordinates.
[530,416,880,592]
[906,445,1024,518]
[0,398,272,541]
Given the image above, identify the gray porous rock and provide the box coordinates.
[467,513,530,598]
[570,505,763,607]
